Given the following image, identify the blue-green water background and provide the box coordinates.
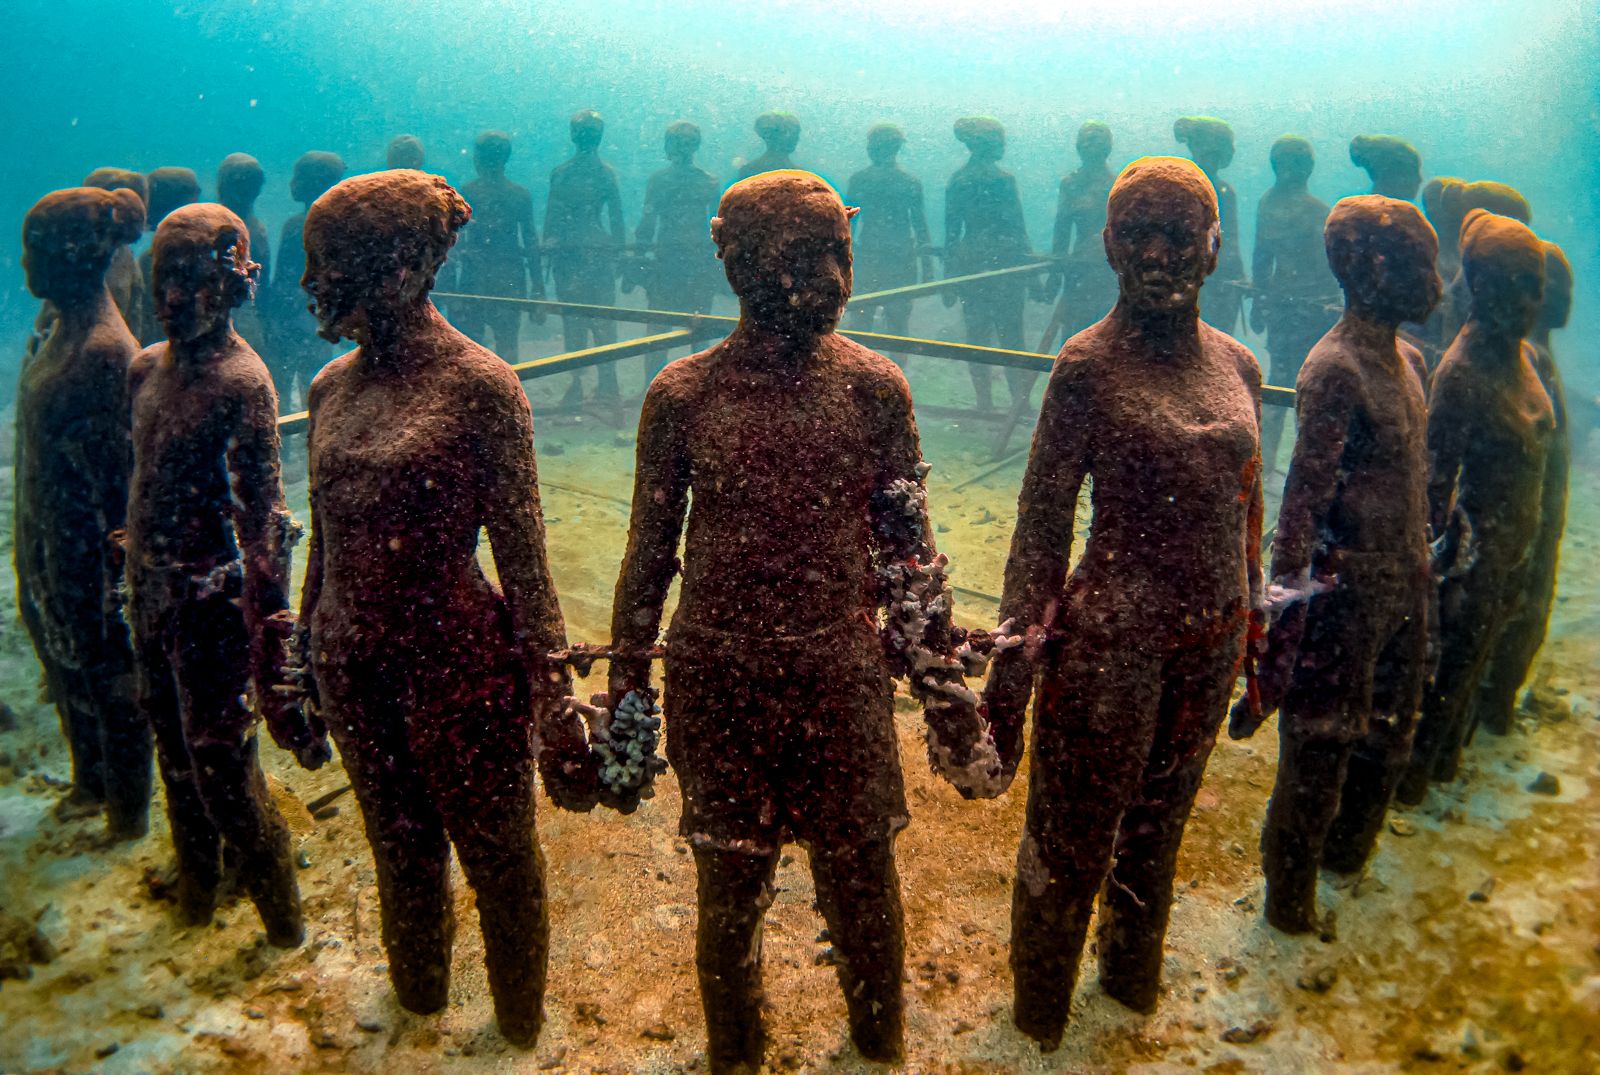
[1,0,1596,386]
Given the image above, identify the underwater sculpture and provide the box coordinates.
[15,186,153,839]
[1250,136,1340,473]
[1230,196,1440,933]
[1437,181,1533,353]
[126,203,319,944]
[844,123,934,360]
[1174,116,1246,335]
[608,170,1004,1073]
[454,131,541,364]
[634,120,721,378]
[295,170,580,1046]
[216,153,272,350]
[136,167,202,345]
[1043,120,1117,350]
[1471,240,1572,736]
[266,150,345,405]
[546,109,627,401]
[1349,134,1424,202]
[81,168,150,339]
[944,116,1037,412]
[386,134,426,170]
[983,157,1264,1047]
[1398,210,1554,803]
[734,110,803,181]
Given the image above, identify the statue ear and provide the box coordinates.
[844,205,861,220]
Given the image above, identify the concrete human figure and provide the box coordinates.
[1230,196,1440,933]
[844,123,933,365]
[608,170,1002,1073]
[454,131,541,364]
[387,134,426,171]
[1250,136,1340,473]
[81,168,149,339]
[1350,134,1423,202]
[634,120,721,380]
[267,150,345,406]
[546,109,626,402]
[983,157,1264,1047]
[136,167,202,345]
[1044,120,1118,349]
[735,111,802,181]
[126,203,322,943]
[1398,210,1554,802]
[1174,116,1246,334]
[944,116,1036,411]
[1471,241,1573,736]
[216,153,272,351]
[1436,181,1533,354]
[15,186,153,838]
[296,170,582,1046]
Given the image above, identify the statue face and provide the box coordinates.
[1472,258,1544,338]
[303,241,371,343]
[22,214,100,302]
[1387,242,1443,325]
[153,243,236,343]
[1104,192,1218,317]
[719,200,854,338]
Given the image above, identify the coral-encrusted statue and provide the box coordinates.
[547,109,627,402]
[1398,210,1554,802]
[944,116,1037,412]
[81,168,150,339]
[1174,117,1247,335]
[295,170,580,1046]
[453,131,541,363]
[16,186,153,838]
[1250,136,1340,475]
[1043,120,1117,351]
[135,168,202,346]
[984,157,1264,1048]
[126,204,320,944]
[1229,196,1440,933]
[266,151,344,405]
[1472,241,1573,735]
[607,170,1002,1073]
[845,123,934,357]
[1349,134,1424,202]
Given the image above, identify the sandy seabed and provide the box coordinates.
[0,319,1596,1074]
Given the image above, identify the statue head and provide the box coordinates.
[867,123,906,166]
[22,186,146,304]
[571,109,605,151]
[290,151,346,205]
[1349,135,1422,201]
[754,111,801,154]
[1460,209,1544,338]
[954,116,1005,162]
[216,153,266,212]
[1269,135,1315,185]
[1173,116,1235,173]
[1324,195,1441,325]
[145,166,202,230]
[664,120,702,163]
[386,134,426,171]
[1104,156,1220,317]
[151,203,260,344]
[1076,121,1112,166]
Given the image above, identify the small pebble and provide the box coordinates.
[95,1043,120,1059]
[1526,771,1560,796]
[641,1022,675,1042]
[245,1008,265,1019]
[296,850,312,869]
[136,1002,164,1019]
[1389,817,1417,837]
[1221,1020,1273,1044]
[1296,965,1338,993]
[357,1018,384,1033]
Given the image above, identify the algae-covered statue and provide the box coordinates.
[1230,196,1440,933]
[266,150,345,404]
[1436,181,1532,357]
[546,109,627,402]
[295,170,583,1046]
[386,134,426,171]
[1250,136,1340,474]
[845,123,934,359]
[945,116,1036,412]
[608,170,1004,1073]
[1043,120,1117,351]
[216,153,272,351]
[1349,134,1423,202]
[1174,116,1247,335]
[983,157,1264,1048]
[136,167,202,346]
[454,131,540,363]
[16,186,152,838]
[81,168,150,339]
[634,120,721,378]
[1398,210,1554,802]
[734,110,803,181]
[1471,241,1572,736]
[126,203,321,944]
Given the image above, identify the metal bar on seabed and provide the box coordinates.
[274,328,697,436]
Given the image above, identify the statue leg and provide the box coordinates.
[963,296,996,412]
[1260,723,1350,934]
[1011,644,1164,1049]
[1473,538,1556,737]
[176,588,303,947]
[1326,594,1428,873]
[422,672,548,1047]
[135,607,222,926]
[994,285,1035,406]
[93,647,154,841]
[327,666,455,1014]
[1098,634,1241,1009]
[692,845,779,1075]
[809,836,905,1063]
[487,309,523,364]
